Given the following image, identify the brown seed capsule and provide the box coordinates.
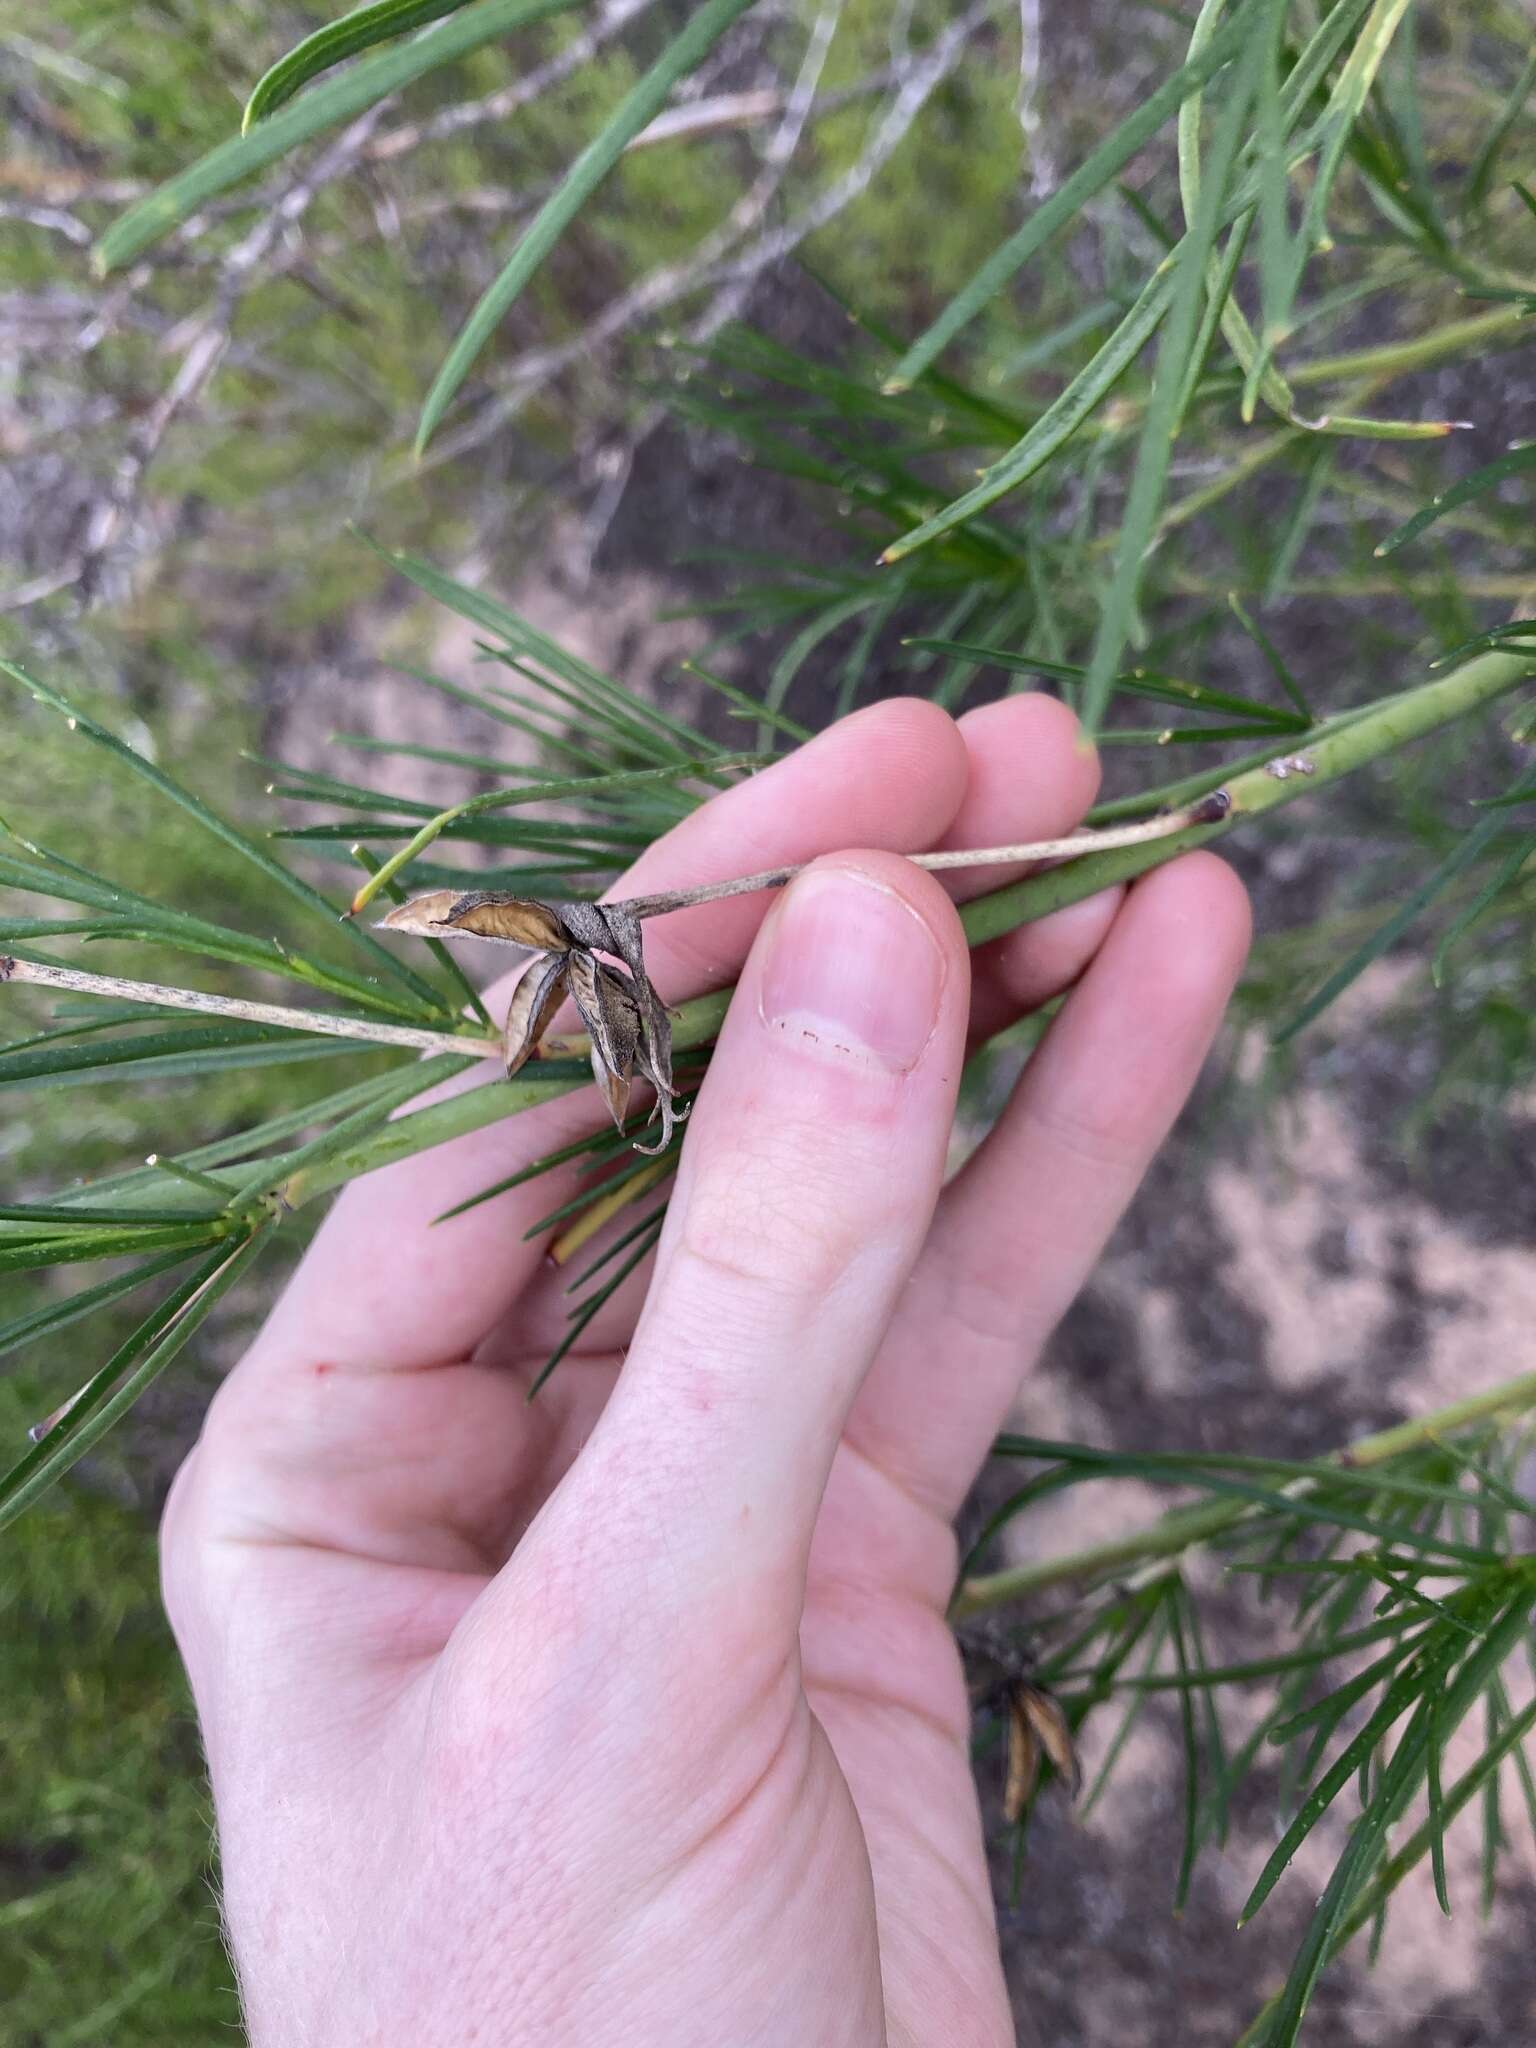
[379,891,574,952]
[502,952,570,1078]
[1004,1682,1081,1824]
[379,887,687,1152]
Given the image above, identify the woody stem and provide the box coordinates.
[611,794,1230,920]
[0,956,501,1059]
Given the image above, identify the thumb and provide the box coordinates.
[561,851,969,1610]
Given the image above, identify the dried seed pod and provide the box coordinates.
[1003,1682,1081,1822]
[1003,1690,1040,1825]
[502,953,570,1078]
[380,886,687,1151]
[567,950,643,1126]
[380,891,575,952]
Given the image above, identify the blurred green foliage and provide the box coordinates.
[0,1368,238,2041]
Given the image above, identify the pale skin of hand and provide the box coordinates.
[163,694,1250,2048]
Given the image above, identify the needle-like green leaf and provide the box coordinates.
[885,0,1263,392]
[414,0,757,451]
[903,638,1304,726]
[0,1250,200,1364]
[1375,443,1536,557]
[1274,817,1507,1042]
[95,0,579,271]
[243,0,480,131]
[1464,46,1536,210]
[0,1020,370,1091]
[1,660,447,1016]
[1075,26,1263,735]
[0,1235,268,1530]
[527,1210,665,1396]
[1261,1588,1533,2046]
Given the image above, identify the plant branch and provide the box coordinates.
[276,640,1533,1211]
[6,647,1529,1206]
[953,1370,1536,1619]
[610,796,1231,920]
[0,957,499,1060]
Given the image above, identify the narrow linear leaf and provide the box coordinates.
[1177,0,1296,427]
[1242,1581,1517,1928]
[683,662,815,745]
[1263,1590,1533,2047]
[364,541,718,757]
[1465,46,1536,209]
[0,1237,268,1530]
[0,1202,222,1229]
[1375,444,1536,557]
[0,1250,199,1365]
[565,1193,672,1291]
[1079,1603,1174,1816]
[244,0,479,131]
[1274,818,1506,1042]
[1434,829,1536,978]
[224,1050,473,1209]
[1168,1584,1204,1910]
[1241,1690,1536,2047]
[0,1224,226,1278]
[415,0,756,450]
[1268,1630,1425,1743]
[0,660,446,1015]
[527,1213,664,1396]
[434,1122,630,1223]
[1265,443,1336,601]
[95,0,579,270]
[1254,0,1417,396]
[882,263,1176,560]
[1124,1613,1419,1690]
[0,1020,366,1089]
[1226,595,1313,720]
[350,752,753,909]
[1077,27,1263,735]
[886,0,1263,390]
[906,638,1304,725]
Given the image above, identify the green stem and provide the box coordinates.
[953,1369,1536,1618]
[1285,303,1529,387]
[275,643,1533,1211]
[959,639,1535,945]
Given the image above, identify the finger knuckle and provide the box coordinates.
[1021,1091,1141,1176]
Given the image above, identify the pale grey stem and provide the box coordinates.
[614,792,1230,920]
[0,956,499,1059]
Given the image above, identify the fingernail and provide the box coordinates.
[759,865,946,1074]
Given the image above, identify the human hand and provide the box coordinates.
[162,694,1249,2048]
